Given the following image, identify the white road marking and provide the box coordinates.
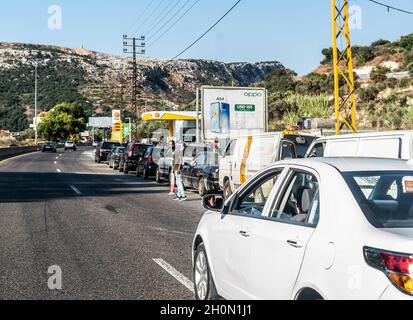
[56,169,62,173]
[153,259,194,293]
[149,226,192,236]
[70,185,82,195]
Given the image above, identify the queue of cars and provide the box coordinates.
[95,140,221,195]
[93,130,413,300]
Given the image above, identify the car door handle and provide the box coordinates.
[287,239,303,248]
[239,231,251,238]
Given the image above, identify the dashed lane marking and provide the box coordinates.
[70,185,82,195]
[153,258,194,293]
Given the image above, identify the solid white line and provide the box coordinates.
[153,259,194,293]
[70,185,82,195]
[56,169,62,173]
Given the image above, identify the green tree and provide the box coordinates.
[400,33,413,51]
[264,69,297,93]
[38,102,86,141]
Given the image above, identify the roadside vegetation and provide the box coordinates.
[38,102,86,142]
[262,33,413,131]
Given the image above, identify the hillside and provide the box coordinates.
[262,33,413,131]
[0,42,284,131]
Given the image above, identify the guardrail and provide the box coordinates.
[0,146,40,161]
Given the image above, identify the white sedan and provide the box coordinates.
[192,158,413,300]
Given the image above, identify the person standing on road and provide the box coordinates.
[174,144,187,202]
[169,140,177,196]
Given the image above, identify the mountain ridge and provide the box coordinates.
[0,42,284,131]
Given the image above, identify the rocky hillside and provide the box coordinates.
[0,42,284,131]
[262,33,413,131]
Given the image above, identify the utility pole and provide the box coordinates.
[126,117,132,143]
[123,35,145,140]
[34,63,38,145]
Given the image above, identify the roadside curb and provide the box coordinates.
[0,148,40,164]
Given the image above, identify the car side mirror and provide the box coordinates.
[203,194,225,212]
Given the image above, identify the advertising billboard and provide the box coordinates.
[201,86,267,141]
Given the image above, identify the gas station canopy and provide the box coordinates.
[142,111,198,122]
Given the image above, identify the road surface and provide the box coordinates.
[0,147,205,300]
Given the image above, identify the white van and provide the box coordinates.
[219,132,317,198]
[306,131,413,160]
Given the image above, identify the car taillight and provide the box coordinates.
[364,247,413,295]
[128,145,134,159]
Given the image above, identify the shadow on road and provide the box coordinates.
[0,172,167,203]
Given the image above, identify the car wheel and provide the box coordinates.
[194,244,219,301]
[155,168,162,183]
[198,177,207,197]
[223,180,233,200]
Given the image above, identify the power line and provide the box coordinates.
[144,0,185,37]
[147,0,202,49]
[168,0,242,62]
[365,0,413,15]
[126,1,154,34]
[133,0,168,36]
[147,0,192,40]
[140,0,179,36]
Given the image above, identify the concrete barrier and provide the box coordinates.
[0,146,40,161]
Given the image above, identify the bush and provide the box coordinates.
[264,69,297,93]
[359,86,380,102]
[400,33,413,51]
[372,39,390,47]
[321,48,333,65]
[370,65,391,84]
[295,73,334,95]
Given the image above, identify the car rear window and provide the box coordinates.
[343,171,413,228]
[133,144,150,155]
[101,142,119,149]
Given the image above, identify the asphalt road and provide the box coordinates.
[0,147,205,300]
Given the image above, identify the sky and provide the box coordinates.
[0,0,412,75]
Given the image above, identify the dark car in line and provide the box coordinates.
[119,143,152,174]
[136,146,158,179]
[182,151,220,196]
[42,142,57,153]
[108,147,125,170]
[95,141,120,163]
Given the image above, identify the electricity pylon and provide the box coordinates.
[331,0,357,135]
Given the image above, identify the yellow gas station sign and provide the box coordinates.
[112,121,123,143]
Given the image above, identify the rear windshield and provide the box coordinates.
[101,142,119,149]
[343,171,413,228]
[133,144,150,155]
